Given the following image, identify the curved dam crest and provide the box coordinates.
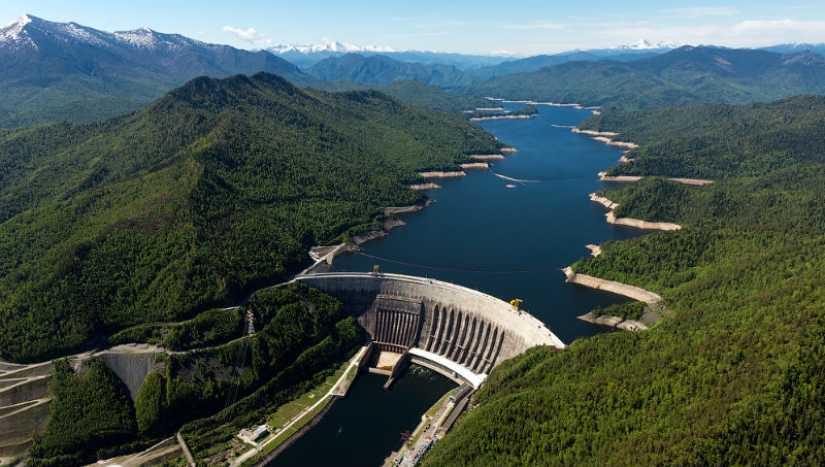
[294,272,566,387]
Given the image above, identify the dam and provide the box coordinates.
[294,272,566,388]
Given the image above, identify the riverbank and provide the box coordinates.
[500,100,596,111]
[469,114,536,122]
[576,311,648,331]
[562,267,662,304]
[572,128,639,150]
[237,345,370,467]
[562,267,660,332]
[590,193,682,231]
[598,172,714,186]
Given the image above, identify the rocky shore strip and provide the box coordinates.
[598,172,714,186]
[563,266,664,332]
[590,193,682,231]
[572,128,639,150]
[470,154,506,161]
[417,170,466,179]
[563,267,662,304]
[460,162,489,170]
[469,114,536,122]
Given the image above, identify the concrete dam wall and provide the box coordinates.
[295,273,565,385]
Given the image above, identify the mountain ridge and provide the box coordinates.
[0,14,308,127]
[0,71,501,363]
[459,45,825,111]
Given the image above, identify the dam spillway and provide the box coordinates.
[294,272,566,387]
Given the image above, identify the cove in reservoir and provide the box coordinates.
[271,103,641,465]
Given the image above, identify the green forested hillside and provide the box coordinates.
[458,47,825,112]
[423,96,825,466]
[306,79,500,114]
[29,282,362,467]
[579,95,825,179]
[0,72,501,363]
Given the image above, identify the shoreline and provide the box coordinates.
[590,193,682,231]
[563,266,663,304]
[576,311,648,331]
[571,128,639,150]
[416,170,466,179]
[407,182,441,191]
[305,147,517,272]
[598,172,714,186]
[470,154,505,161]
[585,244,601,257]
[469,114,536,122]
[460,162,489,170]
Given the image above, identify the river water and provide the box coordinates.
[269,103,640,465]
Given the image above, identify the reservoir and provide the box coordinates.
[271,103,640,465]
[268,368,455,467]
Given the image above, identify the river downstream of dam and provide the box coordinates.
[268,103,641,466]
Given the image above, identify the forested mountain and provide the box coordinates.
[422,95,825,466]
[305,53,478,87]
[472,47,671,79]
[459,46,825,111]
[0,72,501,363]
[307,79,500,113]
[269,41,507,69]
[0,15,308,127]
[580,95,825,179]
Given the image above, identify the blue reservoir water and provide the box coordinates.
[271,104,640,466]
[334,104,639,344]
[267,368,455,467]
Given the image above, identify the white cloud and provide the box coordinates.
[661,6,739,19]
[734,18,821,33]
[223,26,270,45]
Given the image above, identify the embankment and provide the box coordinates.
[562,267,662,304]
[576,312,648,331]
[572,129,639,150]
[469,114,536,122]
[590,193,682,231]
[598,172,714,186]
[417,171,466,179]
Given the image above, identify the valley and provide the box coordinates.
[1,9,825,467]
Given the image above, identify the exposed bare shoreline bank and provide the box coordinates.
[590,193,682,231]
[571,128,639,150]
[563,266,662,332]
[460,162,490,170]
[577,311,648,331]
[563,267,663,304]
[304,147,517,270]
[469,114,536,122]
[598,172,714,186]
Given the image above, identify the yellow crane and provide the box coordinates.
[510,298,523,310]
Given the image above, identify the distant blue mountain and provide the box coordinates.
[0,14,308,126]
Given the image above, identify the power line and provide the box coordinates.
[355,251,562,274]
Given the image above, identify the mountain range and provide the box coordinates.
[0,15,308,126]
[3,15,825,129]
[458,45,825,111]
[0,71,501,363]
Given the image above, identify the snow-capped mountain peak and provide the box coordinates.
[613,39,682,50]
[269,38,394,55]
[0,14,39,49]
[1,15,32,38]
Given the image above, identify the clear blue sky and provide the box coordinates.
[3,0,824,55]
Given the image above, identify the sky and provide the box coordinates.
[2,0,825,56]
